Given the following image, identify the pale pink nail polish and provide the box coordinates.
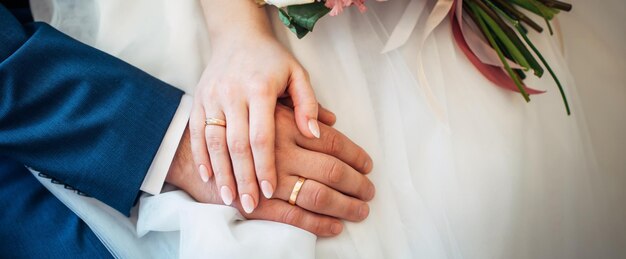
[220,186,233,205]
[308,119,320,138]
[241,194,255,214]
[199,165,209,183]
[261,180,274,199]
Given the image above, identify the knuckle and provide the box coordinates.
[281,206,302,225]
[235,175,256,187]
[205,85,220,97]
[326,132,344,154]
[222,84,240,98]
[228,140,250,155]
[251,84,273,98]
[200,80,220,96]
[246,72,266,82]
[212,167,225,178]
[310,219,323,235]
[326,160,344,184]
[251,131,271,148]
[190,127,204,140]
[312,187,330,210]
[298,98,318,109]
[206,136,224,152]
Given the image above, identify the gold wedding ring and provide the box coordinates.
[289,177,307,205]
[205,118,226,127]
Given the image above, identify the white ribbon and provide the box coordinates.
[381,0,454,126]
[381,0,427,53]
[379,0,527,125]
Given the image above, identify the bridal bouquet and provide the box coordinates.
[454,0,573,114]
[261,0,573,115]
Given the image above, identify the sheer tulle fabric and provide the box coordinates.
[31,0,622,258]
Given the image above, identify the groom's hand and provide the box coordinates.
[166,105,375,237]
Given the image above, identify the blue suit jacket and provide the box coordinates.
[0,2,184,257]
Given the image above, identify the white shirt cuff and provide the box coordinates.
[140,94,193,195]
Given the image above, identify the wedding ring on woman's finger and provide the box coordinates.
[205,117,227,127]
[289,177,307,205]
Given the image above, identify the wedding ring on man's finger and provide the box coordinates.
[205,118,226,127]
[289,177,307,205]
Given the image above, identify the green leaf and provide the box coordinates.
[278,8,309,39]
[277,2,331,39]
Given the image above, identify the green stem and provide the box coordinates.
[515,23,571,114]
[470,0,531,71]
[482,0,544,77]
[467,0,530,101]
[488,0,569,113]
[464,2,527,80]
[537,0,572,12]
[508,0,558,19]
[491,0,543,32]
[528,0,555,35]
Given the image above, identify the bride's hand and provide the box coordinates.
[191,0,319,215]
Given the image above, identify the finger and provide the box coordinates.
[204,106,236,206]
[296,123,373,174]
[287,68,320,139]
[284,149,375,201]
[317,104,336,126]
[275,177,370,222]
[243,199,343,237]
[189,102,213,183]
[249,98,277,199]
[225,103,259,214]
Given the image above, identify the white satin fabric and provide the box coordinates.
[32,0,625,258]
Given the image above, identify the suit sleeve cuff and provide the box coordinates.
[140,94,192,195]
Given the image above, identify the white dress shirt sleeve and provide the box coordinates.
[140,94,193,195]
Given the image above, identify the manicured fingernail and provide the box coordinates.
[308,119,320,138]
[367,185,376,200]
[363,161,370,171]
[261,180,274,199]
[331,223,343,235]
[199,165,209,183]
[358,204,369,219]
[220,186,233,205]
[241,194,255,214]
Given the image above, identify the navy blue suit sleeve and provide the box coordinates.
[0,5,184,215]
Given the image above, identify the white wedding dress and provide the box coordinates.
[31,0,625,258]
